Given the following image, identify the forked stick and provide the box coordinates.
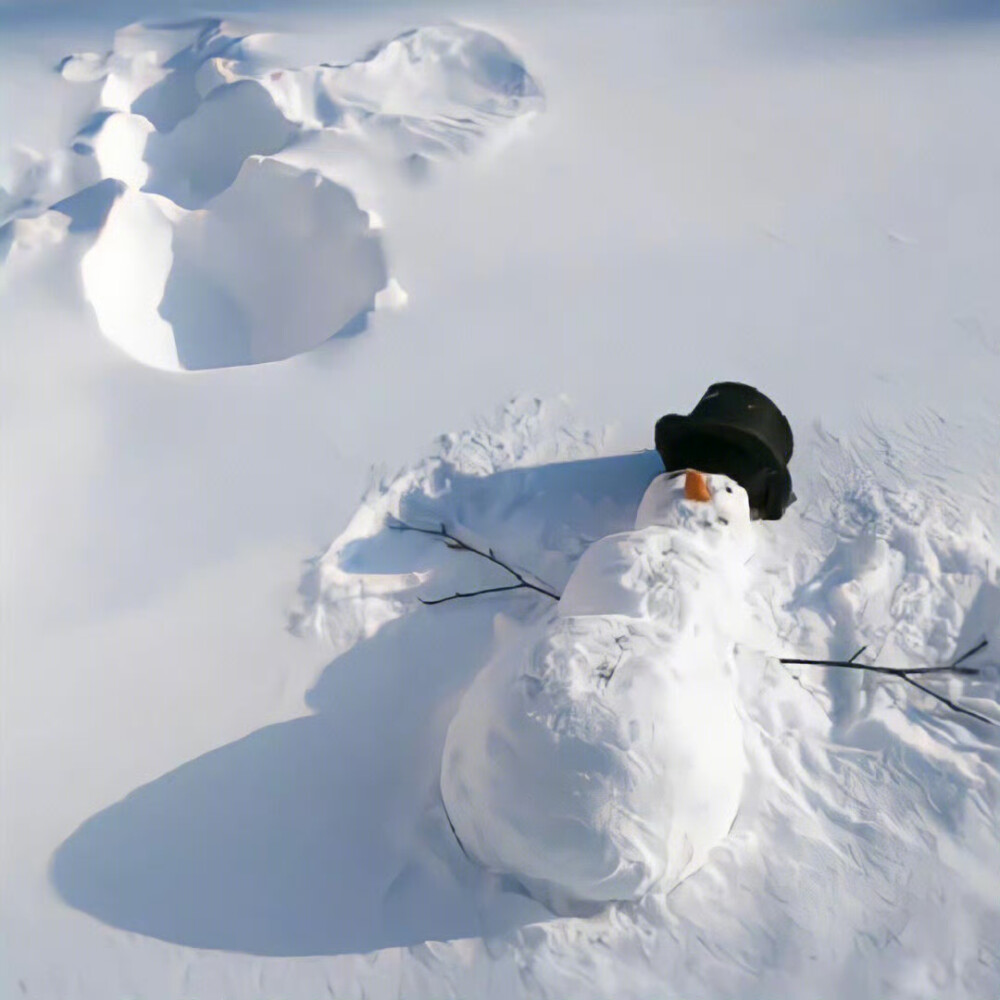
[388,519,560,604]
[780,640,994,726]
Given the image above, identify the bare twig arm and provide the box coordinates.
[778,658,979,677]
[896,673,996,727]
[420,583,533,606]
[389,520,561,602]
[779,640,995,727]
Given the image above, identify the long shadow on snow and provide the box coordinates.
[51,451,664,956]
[51,607,519,956]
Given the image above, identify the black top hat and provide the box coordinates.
[654,382,794,520]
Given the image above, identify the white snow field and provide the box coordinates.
[2,0,1000,998]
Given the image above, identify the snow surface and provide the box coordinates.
[3,1,1000,998]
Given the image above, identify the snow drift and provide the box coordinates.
[8,18,543,370]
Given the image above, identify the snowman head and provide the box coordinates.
[634,470,753,551]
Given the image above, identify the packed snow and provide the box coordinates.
[3,1,1000,998]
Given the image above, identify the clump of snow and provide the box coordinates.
[79,186,177,369]
[82,113,154,191]
[441,472,752,912]
[59,19,243,130]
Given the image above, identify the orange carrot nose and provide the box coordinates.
[685,469,711,503]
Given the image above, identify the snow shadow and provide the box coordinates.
[51,179,125,233]
[50,453,665,956]
[51,605,546,956]
[142,81,297,209]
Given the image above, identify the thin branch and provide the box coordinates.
[952,637,989,667]
[421,583,532,606]
[389,520,561,603]
[781,639,995,727]
[778,658,979,677]
[896,672,996,727]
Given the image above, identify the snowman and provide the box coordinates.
[439,384,795,913]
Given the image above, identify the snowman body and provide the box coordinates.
[440,472,754,911]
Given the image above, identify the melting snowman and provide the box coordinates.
[440,383,794,913]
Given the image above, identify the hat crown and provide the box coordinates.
[688,382,793,463]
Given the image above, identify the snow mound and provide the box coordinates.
[80,157,387,371]
[142,81,297,208]
[28,18,542,369]
[60,18,243,131]
[213,24,544,164]
[62,19,542,190]
[441,473,753,912]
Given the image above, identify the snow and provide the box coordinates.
[80,158,388,370]
[3,1,1000,998]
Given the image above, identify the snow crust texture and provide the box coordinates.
[4,19,541,370]
[440,473,752,912]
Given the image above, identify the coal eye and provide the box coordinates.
[725,486,733,494]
